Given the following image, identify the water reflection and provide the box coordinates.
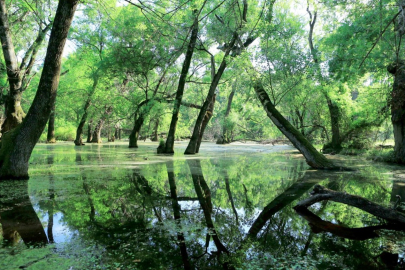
[1,143,405,269]
[0,181,48,247]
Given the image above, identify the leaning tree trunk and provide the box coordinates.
[162,14,199,154]
[74,97,92,146]
[388,62,405,163]
[129,114,145,148]
[0,0,79,180]
[195,94,216,153]
[185,35,237,154]
[46,102,56,143]
[91,107,112,144]
[250,70,335,169]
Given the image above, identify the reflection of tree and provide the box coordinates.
[0,181,48,246]
[166,161,192,270]
[247,170,328,239]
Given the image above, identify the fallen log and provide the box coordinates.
[294,185,405,225]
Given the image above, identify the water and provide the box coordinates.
[0,141,404,269]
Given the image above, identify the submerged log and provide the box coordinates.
[294,185,405,225]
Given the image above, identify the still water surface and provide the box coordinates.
[1,141,405,269]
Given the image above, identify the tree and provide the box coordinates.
[0,0,53,133]
[0,0,79,180]
[162,10,200,154]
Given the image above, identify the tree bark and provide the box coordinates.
[151,118,159,141]
[388,62,405,163]
[217,83,236,144]
[251,72,335,169]
[129,114,145,148]
[74,97,92,145]
[0,0,79,180]
[185,35,237,155]
[87,119,93,143]
[91,107,112,144]
[0,2,52,133]
[162,14,199,154]
[46,102,56,143]
[307,8,342,153]
[195,94,216,153]
[74,77,98,146]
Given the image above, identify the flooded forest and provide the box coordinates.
[1,0,405,269]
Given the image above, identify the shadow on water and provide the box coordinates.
[1,142,405,269]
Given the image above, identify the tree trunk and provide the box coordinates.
[75,78,97,146]
[151,118,159,141]
[217,83,236,144]
[46,102,56,143]
[322,95,342,153]
[185,34,238,155]
[91,120,104,144]
[87,119,93,143]
[0,2,51,133]
[0,0,79,180]
[388,63,405,163]
[91,106,112,144]
[162,14,199,154]
[74,98,91,145]
[195,94,216,153]
[251,71,335,169]
[307,8,342,153]
[129,114,145,148]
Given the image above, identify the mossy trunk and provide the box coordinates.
[252,77,335,169]
[1,93,25,133]
[162,14,198,154]
[46,102,56,143]
[129,114,145,148]
[388,62,405,163]
[0,0,79,180]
